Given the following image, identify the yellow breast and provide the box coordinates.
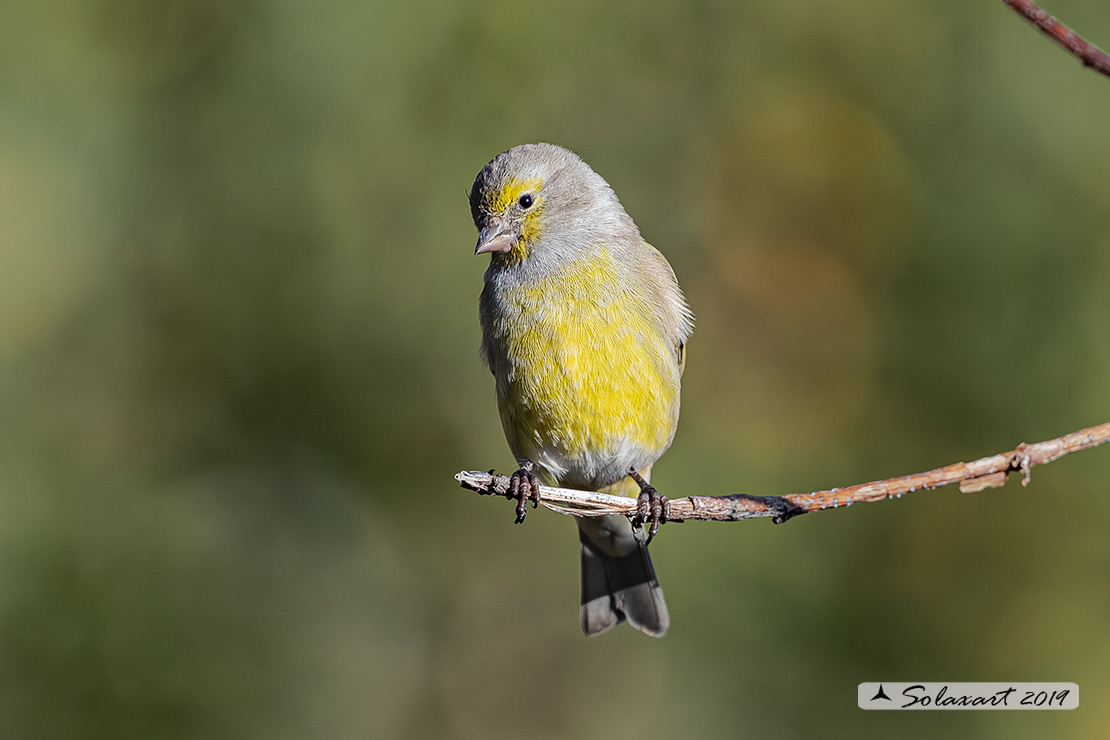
[487,248,680,486]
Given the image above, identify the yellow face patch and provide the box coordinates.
[484,176,544,261]
[483,175,542,214]
[517,206,543,254]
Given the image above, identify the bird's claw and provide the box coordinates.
[629,468,668,544]
[507,463,541,524]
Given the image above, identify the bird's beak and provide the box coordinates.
[475,221,515,255]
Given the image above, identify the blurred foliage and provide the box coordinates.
[1,1,1109,738]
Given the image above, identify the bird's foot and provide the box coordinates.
[507,462,541,524]
[629,468,668,544]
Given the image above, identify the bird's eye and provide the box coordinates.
[518,193,534,209]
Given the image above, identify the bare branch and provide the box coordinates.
[456,422,1110,524]
[1002,0,1110,79]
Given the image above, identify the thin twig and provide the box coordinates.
[1002,0,1110,79]
[456,421,1110,524]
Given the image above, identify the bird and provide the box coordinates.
[470,143,693,637]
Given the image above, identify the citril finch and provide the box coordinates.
[471,143,693,637]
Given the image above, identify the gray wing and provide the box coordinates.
[637,242,694,370]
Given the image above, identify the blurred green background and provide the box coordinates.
[2,1,1109,738]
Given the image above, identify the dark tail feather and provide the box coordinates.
[579,529,669,637]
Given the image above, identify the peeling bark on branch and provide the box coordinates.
[456,422,1110,525]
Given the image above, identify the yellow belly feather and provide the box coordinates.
[493,249,679,482]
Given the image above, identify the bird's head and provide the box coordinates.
[469,143,635,264]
